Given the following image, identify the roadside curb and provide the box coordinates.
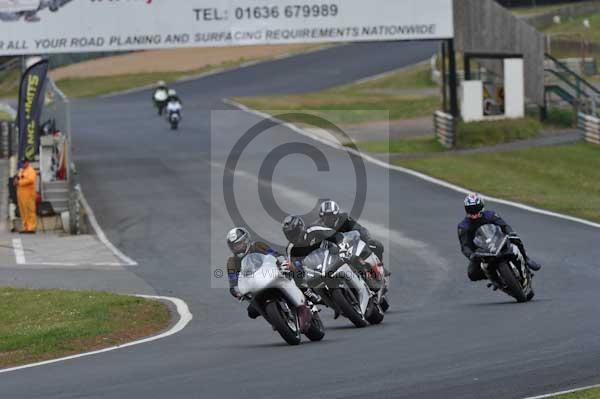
[223,98,600,230]
[0,294,193,374]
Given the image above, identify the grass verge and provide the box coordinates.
[0,287,171,369]
[0,110,13,121]
[543,12,600,43]
[353,117,542,155]
[548,387,600,398]
[233,63,440,125]
[55,59,245,98]
[456,117,541,148]
[395,142,600,222]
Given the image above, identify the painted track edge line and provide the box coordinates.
[522,383,600,399]
[79,188,138,266]
[223,98,600,230]
[0,294,193,374]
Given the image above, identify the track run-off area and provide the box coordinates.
[1,42,600,399]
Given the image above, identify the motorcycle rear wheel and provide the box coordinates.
[265,300,301,345]
[304,312,325,341]
[331,288,368,328]
[497,262,528,303]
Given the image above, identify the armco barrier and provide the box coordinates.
[434,110,455,148]
[578,112,600,145]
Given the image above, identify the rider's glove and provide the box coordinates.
[230,287,242,299]
[469,253,480,261]
[276,257,291,275]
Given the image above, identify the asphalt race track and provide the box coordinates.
[2,41,600,399]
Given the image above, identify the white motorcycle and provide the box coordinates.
[153,89,168,116]
[165,101,182,130]
[238,253,325,345]
[302,231,387,327]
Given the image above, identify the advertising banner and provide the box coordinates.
[17,58,48,161]
[0,0,454,55]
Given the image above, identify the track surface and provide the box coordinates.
[2,41,600,399]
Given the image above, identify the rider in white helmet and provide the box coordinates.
[318,200,388,275]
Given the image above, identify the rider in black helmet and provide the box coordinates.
[282,215,346,304]
[318,200,388,276]
[458,193,542,282]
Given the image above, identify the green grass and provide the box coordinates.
[0,110,13,121]
[549,387,600,398]
[396,142,600,222]
[0,287,170,368]
[543,12,600,43]
[0,68,20,98]
[234,64,440,125]
[352,63,436,91]
[353,117,541,154]
[456,117,542,148]
[546,107,577,127]
[353,136,445,154]
[511,3,572,16]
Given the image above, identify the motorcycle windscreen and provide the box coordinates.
[241,253,266,277]
[341,231,361,256]
[473,224,506,255]
[302,248,327,271]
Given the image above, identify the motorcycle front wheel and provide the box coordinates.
[265,300,301,345]
[304,311,325,341]
[497,262,528,303]
[331,288,368,328]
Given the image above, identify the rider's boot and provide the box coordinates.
[527,257,542,271]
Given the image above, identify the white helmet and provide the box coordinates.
[168,89,177,96]
[319,200,340,227]
[157,80,166,87]
[227,227,251,258]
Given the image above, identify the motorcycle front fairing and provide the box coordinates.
[238,253,305,308]
[302,247,370,314]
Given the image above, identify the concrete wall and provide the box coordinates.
[454,0,546,106]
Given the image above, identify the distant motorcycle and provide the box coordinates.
[301,231,386,327]
[165,101,182,130]
[238,253,325,345]
[472,224,534,303]
[153,89,168,116]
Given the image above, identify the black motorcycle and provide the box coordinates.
[472,224,534,303]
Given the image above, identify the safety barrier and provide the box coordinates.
[434,111,455,149]
[578,112,600,145]
[40,78,80,234]
[0,121,16,159]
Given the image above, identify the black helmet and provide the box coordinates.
[464,193,484,216]
[282,215,306,244]
[319,200,340,227]
[227,227,251,258]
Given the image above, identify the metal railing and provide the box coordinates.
[40,78,79,234]
[434,111,455,149]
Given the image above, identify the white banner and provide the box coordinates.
[0,0,454,55]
